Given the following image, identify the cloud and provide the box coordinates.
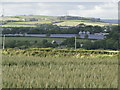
[33,3,80,16]
[68,2,118,19]
[77,5,85,9]
[1,2,118,19]
[1,0,119,2]
[2,3,37,16]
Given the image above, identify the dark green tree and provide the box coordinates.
[84,34,88,39]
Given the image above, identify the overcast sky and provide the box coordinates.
[0,0,118,19]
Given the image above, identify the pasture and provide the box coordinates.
[4,36,65,43]
[4,36,92,44]
[1,15,117,27]
[1,25,36,27]
[54,20,116,27]
[5,21,52,25]
[1,20,117,27]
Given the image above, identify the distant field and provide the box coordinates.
[0,25,36,27]
[0,17,20,21]
[4,36,93,43]
[0,15,57,21]
[2,20,117,27]
[4,37,65,42]
[6,21,52,25]
[54,20,117,27]
[1,16,117,27]
[13,15,58,19]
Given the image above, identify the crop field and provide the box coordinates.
[1,15,117,27]
[0,25,36,27]
[13,15,58,20]
[2,48,119,88]
[0,15,57,21]
[2,20,117,27]
[6,21,52,25]
[2,21,116,28]
[54,20,117,27]
[54,21,82,26]
[0,17,20,21]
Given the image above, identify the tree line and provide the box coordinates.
[2,24,119,50]
[2,24,110,34]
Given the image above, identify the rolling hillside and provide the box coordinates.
[0,15,117,27]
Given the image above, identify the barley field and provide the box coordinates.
[54,20,117,27]
[2,49,118,88]
[0,25,36,27]
[1,17,117,28]
[6,21,52,25]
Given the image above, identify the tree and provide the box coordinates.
[82,41,93,49]
[76,34,80,38]
[84,34,88,39]
[40,39,53,48]
[61,37,80,48]
[5,40,16,48]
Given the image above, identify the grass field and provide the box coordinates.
[0,17,20,21]
[0,15,57,21]
[2,54,118,88]
[1,15,117,27]
[1,25,36,27]
[54,20,117,27]
[4,36,94,44]
[2,20,117,27]
[6,21,52,25]
[13,15,58,20]
[4,36,65,42]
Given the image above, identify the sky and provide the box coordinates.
[0,0,119,19]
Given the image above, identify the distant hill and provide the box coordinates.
[57,16,101,22]
[0,15,118,27]
[101,19,118,24]
[1,15,100,22]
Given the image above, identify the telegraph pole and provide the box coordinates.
[2,35,5,49]
[2,4,5,49]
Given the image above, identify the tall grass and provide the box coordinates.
[2,54,118,88]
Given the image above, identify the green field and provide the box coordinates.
[2,51,118,88]
[1,20,117,27]
[0,17,20,21]
[0,15,57,21]
[4,36,91,43]
[12,15,58,20]
[2,48,119,88]
[4,36,64,42]
[1,15,117,27]
[1,25,36,27]
[54,20,116,27]
[5,21,52,25]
